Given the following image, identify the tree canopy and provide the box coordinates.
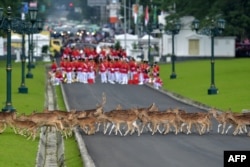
[160,0,250,40]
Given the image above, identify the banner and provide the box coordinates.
[145,6,149,26]
[132,4,138,24]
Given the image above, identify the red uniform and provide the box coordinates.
[51,62,57,72]
[152,64,160,77]
[65,61,73,73]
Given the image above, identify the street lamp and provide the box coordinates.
[0,6,15,111]
[147,23,156,65]
[0,6,41,111]
[192,18,225,95]
[13,18,30,93]
[165,20,181,79]
[29,7,37,69]
[26,7,38,78]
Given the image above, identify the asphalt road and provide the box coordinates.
[62,77,250,167]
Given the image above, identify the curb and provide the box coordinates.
[60,84,96,167]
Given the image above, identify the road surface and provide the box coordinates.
[62,77,250,167]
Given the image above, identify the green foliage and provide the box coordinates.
[160,58,250,112]
[42,45,49,53]
[159,0,250,40]
[114,40,121,50]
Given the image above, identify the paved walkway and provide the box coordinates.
[35,66,64,167]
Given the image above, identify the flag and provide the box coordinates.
[133,4,138,24]
[145,5,149,26]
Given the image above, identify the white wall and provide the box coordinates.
[161,26,236,57]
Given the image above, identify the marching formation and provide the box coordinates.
[0,93,249,140]
[49,45,163,89]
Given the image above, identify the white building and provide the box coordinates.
[0,32,50,58]
[159,16,236,58]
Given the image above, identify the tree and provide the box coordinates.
[159,0,250,40]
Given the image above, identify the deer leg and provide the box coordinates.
[217,124,222,133]
[124,123,131,136]
[187,122,192,134]
[132,121,140,136]
[147,123,152,132]
[225,124,232,134]
[221,123,226,134]
[117,123,123,136]
[151,123,157,135]
[104,122,110,134]
[233,125,240,135]
[108,123,115,135]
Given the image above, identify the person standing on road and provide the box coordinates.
[50,59,57,73]
[87,58,97,84]
[99,58,108,83]
[65,59,73,84]
[153,73,163,90]
[107,58,115,84]
[152,62,160,77]
[129,58,137,80]
[120,58,129,84]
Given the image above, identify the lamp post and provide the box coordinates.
[29,7,37,69]
[26,7,38,78]
[192,18,225,95]
[0,6,41,112]
[0,7,15,111]
[165,20,181,79]
[147,23,156,65]
[14,20,29,93]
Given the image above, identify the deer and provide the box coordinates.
[172,109,210,135]
[18,112,65,132]
[208,108,240,134]
[7,114,39,140]
[135,103,159,133]
[70,116,97,135]
[225,112,250,135]
[97,108,140,136]
[0,111,17,133]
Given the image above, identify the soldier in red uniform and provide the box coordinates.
[71,47,80,60]
[76,59,83,82]
[107,59,115,84]
[50,59,57,72]
[99,58,107,83]
[87,58,96,84]
[153,73,163,89]
[129,58,137,80]
[81,58,89,83]
[65,59,73,83]
[119,58,129,84]
[114,58,122,83]
[54,69,64,85]
[99,48,106,60]
[62,46,71,60]
[152,62,160,77]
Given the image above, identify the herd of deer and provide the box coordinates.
[0,93,249,140]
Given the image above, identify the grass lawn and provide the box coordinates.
[160,58,250,112]
[0,60,81,167]
[0,61,45,167]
